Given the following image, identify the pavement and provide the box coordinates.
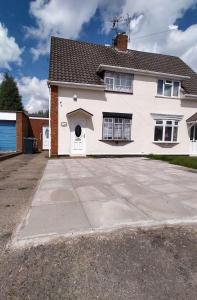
[14,157,197,246]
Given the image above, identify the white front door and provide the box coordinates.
[70,120,86,156]
[42,125,49,150]
[190,125,197,156]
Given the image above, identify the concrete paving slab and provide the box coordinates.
[100,175,125,185]
[128,195,196,221]
[182,198,197,209]
[33,188,79,206]
[41,172,69,181]
[76,185,106,202]
[18,202,90,240]
[40,178,72,190]
[14,157,197,246]
[112,183,134,198]
[81,198,150,228]
[167,191,196,201]
[112,181,160,200]
[186,184,197,191]
[149,183,190,194]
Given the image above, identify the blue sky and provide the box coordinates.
[0,0,50,80]
[0,0,197,112]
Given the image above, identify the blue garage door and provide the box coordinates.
[0,121,16,152]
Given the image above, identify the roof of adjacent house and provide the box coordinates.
[187,112,197,123]
[49,36,197,95]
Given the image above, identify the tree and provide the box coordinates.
[0,73,23,111]
[29,110,49,118]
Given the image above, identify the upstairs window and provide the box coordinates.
[157,80,180,97]
[104,72,133,93]
[154,120,179,142]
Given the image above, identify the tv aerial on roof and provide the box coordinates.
[110,14,132,41]
[111,16,123,33]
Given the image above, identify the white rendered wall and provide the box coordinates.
[57,75,197,155]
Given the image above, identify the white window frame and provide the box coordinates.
[103,117,132,141]
[103,117,113,140]
[154,119,179,143]
[190,124,197,141]
[157,79,181,98]
[105,77,114,91]
[104,72,133,93]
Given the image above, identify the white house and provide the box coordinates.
[48,33,197,157]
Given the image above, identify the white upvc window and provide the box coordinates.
[103,117,131,140]
[190,125,197,141]
[157,79,180,97]
[104,72,133,93]
[154,119,179,142]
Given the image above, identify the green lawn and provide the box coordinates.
[147,154,197,170]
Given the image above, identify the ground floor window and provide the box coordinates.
[154,119,179,142]
[103,117,131,140]
[190,125,197,141]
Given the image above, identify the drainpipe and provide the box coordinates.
[48,84,51,157]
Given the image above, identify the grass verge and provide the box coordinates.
[147,154,197,170]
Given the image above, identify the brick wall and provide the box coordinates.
[114,33,128,51]
[29,118,49,151]
[50,85,58,156]
[16,111,30,152]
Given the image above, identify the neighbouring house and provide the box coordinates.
[48,33,197,157]
[29,117,49,151]
[0,111,29,153]
[0,111,49,153]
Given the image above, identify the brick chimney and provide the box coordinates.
[113,32,128,51]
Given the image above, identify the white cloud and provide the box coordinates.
[27,0,197,71]
[27,0,100,59]
[181,44,197,71]
[0,23,23,69]
[0,74,48,113]
[17,76,48,113]
[120,0,197,70]
[168,25,178,31]
[0,73,3,84]
[98,0,197,70]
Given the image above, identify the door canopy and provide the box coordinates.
[187,112,197,124]
[67,108,93,118]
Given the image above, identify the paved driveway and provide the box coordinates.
[15,157,197,246]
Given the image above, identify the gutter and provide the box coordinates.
[97,64,190,80]
[48,85,51,158]
[48,80,105,91]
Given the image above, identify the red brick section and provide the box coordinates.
[114,33,128,51]
[50,85,58,156]
[29,118,49,151]
[16,111,30,152]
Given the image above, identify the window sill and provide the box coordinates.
[105,90,133,95]
[153,141,179,144]
[155,95,180,100]
[99,139,134,143]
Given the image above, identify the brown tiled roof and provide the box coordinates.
[187,112,197,123]
[49,36,197,95]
